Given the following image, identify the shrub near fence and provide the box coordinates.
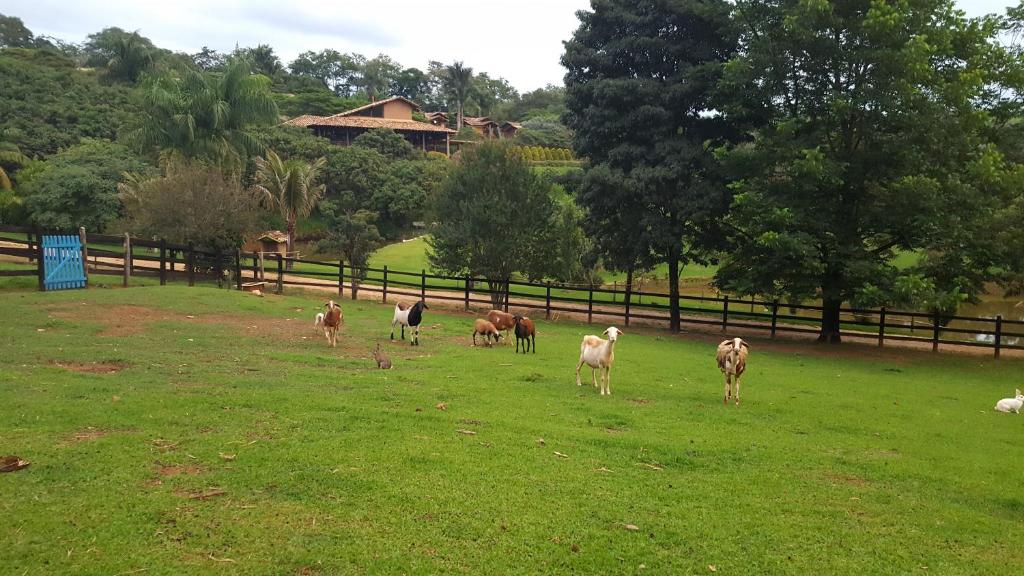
[2,225,1022,357]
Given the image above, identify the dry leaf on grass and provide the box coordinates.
[595,467,613,473]
[207,555,235,563]
[537,438,546,445]
[435,402,447,411]
[638,462,664,471]
[708,565,717,572]
[456,429,477,436]
[0,456,30,473]
[554,451,569,459]
[188,488,227,500]
[218,453,235,461]
[624,524,639,531]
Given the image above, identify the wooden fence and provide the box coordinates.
[2,226,1022,357]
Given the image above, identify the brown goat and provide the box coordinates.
[486,310,515,344]
[513,315,535,354]
[472,318,500,347]
[322,300,343,347]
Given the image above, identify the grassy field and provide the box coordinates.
[2,284,1023,575]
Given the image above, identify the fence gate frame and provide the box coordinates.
[41,234,87,291]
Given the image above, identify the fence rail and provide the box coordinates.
[2,225,1020,357]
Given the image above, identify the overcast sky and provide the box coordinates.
[2,0,1018,91]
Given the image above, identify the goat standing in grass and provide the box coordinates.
[575,327,622,395]
[487,310,516,344]
[513,315,535,354]
[716,337,749,405]
[473,319,501,347]
[322,301,343,347]
[314,312,325,334]
[391,300,428,345]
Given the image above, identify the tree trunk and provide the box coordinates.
[487,277,503,309]
[667,246,681,332]
[286,216,296,271]
[818,297,843,343]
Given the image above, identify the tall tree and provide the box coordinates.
[131,58,278,167]
[191,46,226,71]
[562,0,738,332]
[391,67,431,102]
[716,0,1006,342]
[252,150,326,265]
[82,27,155,68]
[318,201,384,299]
[443,61,474,130]
[289,49,365,96]
[235,44,283,79]
[0,13,35,48]
[105,32,154,83]
[359,54,400,101]
[429,141,557,307]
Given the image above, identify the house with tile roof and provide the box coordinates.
[283,96,456,155]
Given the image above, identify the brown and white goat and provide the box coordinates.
[486,310,516,344]
[472,318,500,347]
[716,337,749,405]
[322,300,343,347]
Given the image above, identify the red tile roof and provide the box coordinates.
[283,115,455,133]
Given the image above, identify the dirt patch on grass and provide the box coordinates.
[49,304,162,337]
[155,463,204,477]
[52,360,129,374]
[825,472,869,487]
[66,427,111,443]
[627,398,651,406]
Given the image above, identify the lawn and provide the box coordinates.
[1,284,1023,575]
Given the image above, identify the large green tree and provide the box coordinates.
[131,58,278,167]
[562,0,738,332]
[442,61,474,130]
[715,0,1008,342]
[429,141,558,307]
[105,32,154,83]
[359,54,400,102]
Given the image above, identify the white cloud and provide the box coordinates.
[2,0,1013,91]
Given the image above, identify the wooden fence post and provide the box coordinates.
[587,288,594,324]
[878,307,886,347]
[383,266,389,303]
[78,227,88,284]
[994,315,1002,359]
[624,281,632,327]
[770,301,779,338]
[545,282,552,320]
[159,239,167,286]
[252,252,259,282]
[464,274,470,311]
[421,269,427,301]
[35,229,45,291]
[187,242,196,287]
[722,295,729,332]
[276,253,283,294]
[122,233,131,288]
[235,250,242,290]
[503,277,510,312]
[931,310,940,352]
[339,260,345,298]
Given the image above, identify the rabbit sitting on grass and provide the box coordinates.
[373,342,392,370]
[995,389,1023,413]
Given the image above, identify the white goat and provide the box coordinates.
[995,389,1023,413]
[575,327,622,396]
[314,312,325,334]
[716,337,750,405]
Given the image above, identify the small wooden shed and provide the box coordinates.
[245,230,289,256]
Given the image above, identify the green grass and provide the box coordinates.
[1,283,1023,574]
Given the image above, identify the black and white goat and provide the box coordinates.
[391,300,428,346]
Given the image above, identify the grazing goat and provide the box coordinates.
[575,327,622,396]
[314,312,325,334]
[716,338,749,405]
[513,315,536,354]
[487,310,516,344]
[391,300,428,346]
[995,389,1024,413]
[473,319,500,347]
[373,342,392,370]
[322,300,343,347]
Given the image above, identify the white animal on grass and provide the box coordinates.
[322,301,343,347]
[995,389,1024,413]
[314,312,325,334]
[575,327,622,396]
[391,300,428,346]
[716,337,750,405]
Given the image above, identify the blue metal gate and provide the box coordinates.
[42,235,86,291]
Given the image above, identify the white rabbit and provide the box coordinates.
[994,389,1024,413]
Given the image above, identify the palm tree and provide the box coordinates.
[106,33,154,82]
[252,150,326,267]
[444,61,475,130]
[0,145,29,190]
[132,58,278,168]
